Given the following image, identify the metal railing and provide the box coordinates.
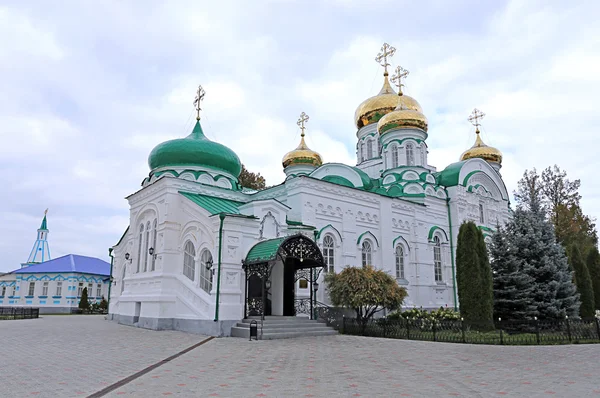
[0,307,40,320]
[342,317,600,345]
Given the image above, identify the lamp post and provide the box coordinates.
[125,253,131,263]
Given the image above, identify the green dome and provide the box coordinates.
[148,121,242,177]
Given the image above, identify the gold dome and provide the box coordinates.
[377,94,428,134]
[354,74,424,129]
[460,130,502,164]
[282,135,322,168]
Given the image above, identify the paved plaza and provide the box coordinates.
[1,316,600,397]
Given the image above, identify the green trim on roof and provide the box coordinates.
[462,170,485,187]
[428,226,449,242]
[40,215,48,231]
[478,226,495,233]
[322,175,355,188]
[114,226,130,247]
[393,235,410,251]
[435,161,467,187]
[245,237,287,264]
[350,167,373,190]
[316,224,342,241]
[179,191,243,215]
[359,132,377,141]
[356,231,379,247]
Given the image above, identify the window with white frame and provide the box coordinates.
[366,139,373,160]
[28,282,35,296]
[56,281,62,296]
[406,143,415,166]
[392,145,399,168]
[434,236,443,282]
[183,241,196,281]
[421,146,426,165]
[144,221,151,272]
[97,283,102,297]
[151,219,158,271]
[137,224,144,273]
[361,240,372,267]
[361,142,366,162]
[42,281,48,296]
[395,245,405,279]
[479,203,485,224]
[199,250,213,293]
[11,285,16,296]
[88,283,93,297]
[78,282,83,296]
[1,286,6,296]
[322,235,335,273]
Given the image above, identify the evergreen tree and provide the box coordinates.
[456,221,493,326]
[567,245,595,317]
[507,208,580,319]
[79,287,90,311]
[586,247,600,311]
[489,225,536,320]
[238,164,266,190]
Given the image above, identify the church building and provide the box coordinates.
[108,43,510,336]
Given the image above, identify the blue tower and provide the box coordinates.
[22,209,52,268]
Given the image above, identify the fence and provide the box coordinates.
[0,307,40,320]
[342,317,600,345]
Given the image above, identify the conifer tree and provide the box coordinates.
[79,287,90,311]
[456,221,493,326]
[567,245,595,317]
[586,247,600,311]
[489,225,536,320]
[506,208,580,319]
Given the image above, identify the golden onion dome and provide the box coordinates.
[282,134,322,169]
[354,73,424,129]
[377,94,428,134]
[460,130,502,164]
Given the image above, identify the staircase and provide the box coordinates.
[230,316,338,340]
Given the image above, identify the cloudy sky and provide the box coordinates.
[1,0,598,272]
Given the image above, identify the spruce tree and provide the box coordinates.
[507,208,580,319]
[567,245,595,317]
[586,247,600,311]
[79,287,90,311]
[456,222,481,322]
[489,225,536,321]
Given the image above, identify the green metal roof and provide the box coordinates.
[435,161,467,187]
[245,237,286,264]
[39,214,48,230]
[179,191,243,215]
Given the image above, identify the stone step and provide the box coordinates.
[245,316,314,322]
[230,326,338,339]
[240,318,315,325]
[236,322,324,330]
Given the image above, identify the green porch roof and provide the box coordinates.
[245,237,286,264]
[179,191,243,215]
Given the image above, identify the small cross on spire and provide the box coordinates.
[375,43,396,75]
[193,85,206,120]
[391,65,409,95]
[468,108,486,133]
[297,112,309,137]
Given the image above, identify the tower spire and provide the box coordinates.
[23,209,52,267]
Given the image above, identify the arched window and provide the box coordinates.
[395,245,405,279]
[323,235,335,273]
[144,221,150,272]
[361,142,366,162]
[433,236,443,282]
[366,139,373,160]
[361,240,372,267]
[151,219,158,271]
[121,266,126,294]
[392,145,399,168]
[199,250,213,293]
[183,241,196,281]
[421,146,426,165]
[406,143,415,166]
[136,224,144,273]
[479,203,485,224]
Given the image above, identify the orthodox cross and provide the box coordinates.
[193,85,206,120]
[375,42,396,75]
[297,112,309,137]
[468,108,485,132]
[391,65,409,95]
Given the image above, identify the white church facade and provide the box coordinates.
[108,44,510,336]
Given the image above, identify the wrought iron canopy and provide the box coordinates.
[243,233,325,268]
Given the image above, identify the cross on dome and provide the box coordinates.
[297,112,309,137]
[193,85,206,121]
[468,108,485,133]
[391,65,409,96]
[375,43,396,75]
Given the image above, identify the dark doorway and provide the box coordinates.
[283,259,296,316]
[247,275,271,316]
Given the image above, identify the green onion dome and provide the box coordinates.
[148,120,242,178]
